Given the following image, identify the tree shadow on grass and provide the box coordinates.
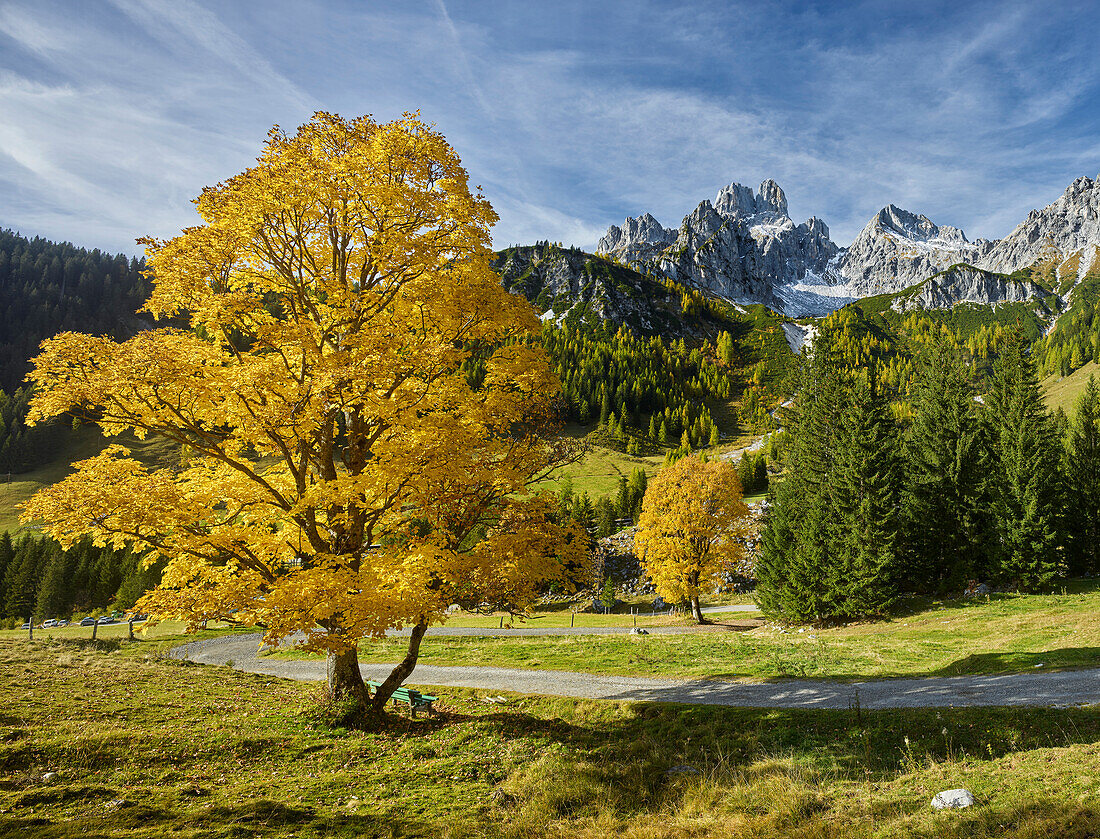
[931,647,1100,677]
[0,798,440,839]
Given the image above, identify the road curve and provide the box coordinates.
[171,633,1100,710]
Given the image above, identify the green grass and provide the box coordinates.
[3,637,1100,838]
[0,619,238,643]
[1042,360,1100,414]
[0,427,180,533]
[290,581,1100,682]
[535,431,664,499]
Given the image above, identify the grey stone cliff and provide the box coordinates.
[598,180,841,314]
[593,174,1100,316]
[977,175,1100,275]
[895,265,1045,312]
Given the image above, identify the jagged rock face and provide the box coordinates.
[978,176,1100,274]
[596,212,676,267]
[896,265,1044,311]
[594,174,1100,316]
[598,180,841,314]
[838,205,993,296]
[756,178,788,216]
[492,245,727,338]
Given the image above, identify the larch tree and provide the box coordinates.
[634,455,750,622]
[21,112,590,718]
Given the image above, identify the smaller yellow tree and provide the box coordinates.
[635,455,750,622]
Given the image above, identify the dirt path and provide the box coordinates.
[171,633,1100,710]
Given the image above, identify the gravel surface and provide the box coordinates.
[171,633,1100,710]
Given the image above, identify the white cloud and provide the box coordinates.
[0,0,1097,257]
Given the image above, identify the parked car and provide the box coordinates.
[54,620,69,628]
[41,619,58,628]
[80,617,96,626]
[20,622,30,630]
[96,616,116,625]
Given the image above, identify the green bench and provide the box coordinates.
[366,680,437,717]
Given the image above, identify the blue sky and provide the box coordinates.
[1,0,1098,256]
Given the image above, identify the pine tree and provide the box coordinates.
[1065,375,1100,574]
[0,531,12,612]
[985,338,1065,589]
[615,476,630,520]
[903,342,994,589]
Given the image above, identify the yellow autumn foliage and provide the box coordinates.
[21,113,590,677]
[634,455,750,620]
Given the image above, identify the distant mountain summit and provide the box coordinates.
[598,180,842,316]
[595,175,1100,316]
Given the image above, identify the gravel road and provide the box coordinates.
[382,604,759,637]
[171,633,1100,710]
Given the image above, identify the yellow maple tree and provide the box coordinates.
[634,455,750,622]
[21,112,590,716]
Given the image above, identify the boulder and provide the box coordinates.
[931,788,976,810]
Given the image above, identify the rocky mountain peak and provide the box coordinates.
[870,204,969,245]
[592,173,1100,317]
[714,183,757,217]
[755,179,788,217]
[596,211,677,263]
[975,175,1100,276]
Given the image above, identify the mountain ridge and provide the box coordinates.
[597,175,1100,317]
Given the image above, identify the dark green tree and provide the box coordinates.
[825,373,903,617]
[595,497,616,538]
[756,339,849,622]
[903,342,995,589]
[1064,375,1100,574]
[984,337,1065,589]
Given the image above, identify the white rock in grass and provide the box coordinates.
[932,789,975,809]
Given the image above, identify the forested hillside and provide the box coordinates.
[0,229,152,393]
[0,531,159,623]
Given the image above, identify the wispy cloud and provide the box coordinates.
[0,0,1097,255]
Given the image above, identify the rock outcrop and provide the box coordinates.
[598,180,844,316]
[594,174,1100,316]
[893,265,1045,311]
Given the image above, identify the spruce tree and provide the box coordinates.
[826,373,902,617]
[0,531,12,612]
[595,498,616,538]
[756,339,848,622]
[904,342,994,589]
[1064,375,1100,574]
[984,338,1065,589]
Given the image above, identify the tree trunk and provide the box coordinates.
[690,596,706,624]
[327,646,368,704]
[369,619,429,717]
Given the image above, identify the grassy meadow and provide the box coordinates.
[0,427,181,534]
[263,581,1100,683]
[1041,360,1100,414]
[2,636,1100,838]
